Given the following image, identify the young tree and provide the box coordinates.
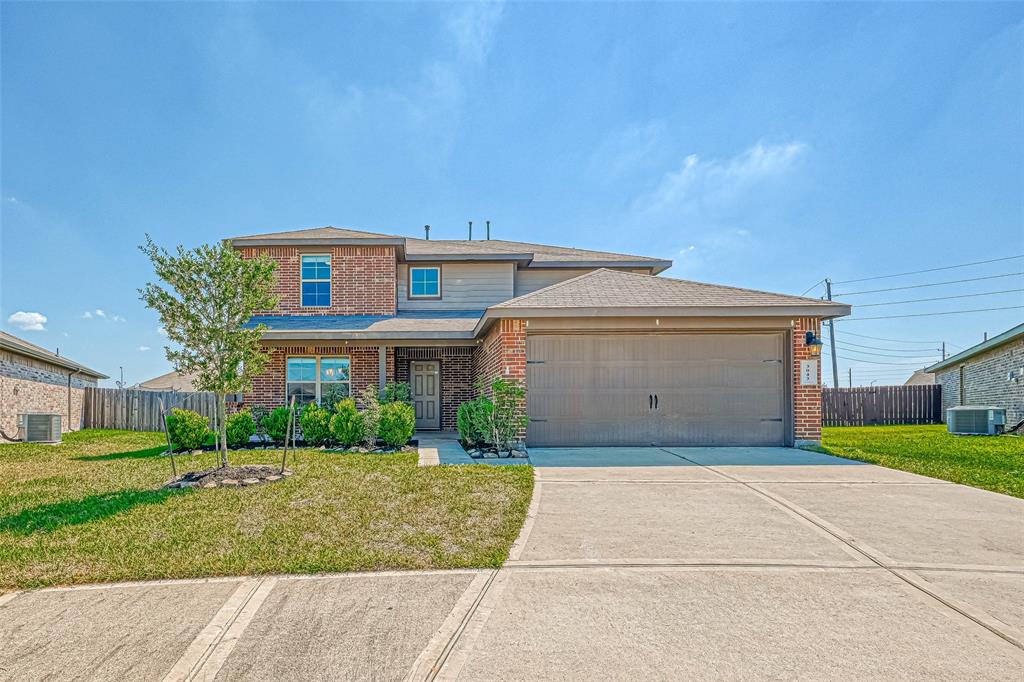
[139,235,278,468]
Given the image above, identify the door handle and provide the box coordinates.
[649,394,653,410]
[654,394,658,410]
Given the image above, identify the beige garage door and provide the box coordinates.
[526,333,788,447]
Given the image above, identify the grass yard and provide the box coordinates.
[0,429,534,591]
[816,424,1024,499]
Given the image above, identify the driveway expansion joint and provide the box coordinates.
[657,448,1024,653]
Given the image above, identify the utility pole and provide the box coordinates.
[941,342,946,360]
[848,367,852,388]
[825,279,839,388]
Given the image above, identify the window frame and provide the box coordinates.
[300,253,332,308]
[408,265,442,300]
[285,355,351,406]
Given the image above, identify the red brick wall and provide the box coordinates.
[472,319,527,392]
[246,344,394,409]
[395,347,474,431]
[793,317,823,443]
[239,245,397,316]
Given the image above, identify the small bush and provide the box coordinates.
[457,397,492,447]
[359,385,381,447]
[166,408,210,451]
[300,403,332,446]
[263,405,292,445]
[490,378,528,453]
[321,384,350,408]
[225,410,256,448]
[330,399,364,448]
[379,401,415,448]
[380,381,411,404]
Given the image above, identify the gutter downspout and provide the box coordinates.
[68,368,83,432]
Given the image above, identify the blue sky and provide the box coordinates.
[2,1,1022,387]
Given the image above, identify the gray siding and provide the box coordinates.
[514,268,651,297]
[398,262,514,310]
[935,337,1024,425]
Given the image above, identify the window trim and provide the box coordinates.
[285,354,351,405]
[300,253,332,308]
[408,265,442,300]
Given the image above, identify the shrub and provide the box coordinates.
[379,401,415,448]
[225,410,256,448]
[300,403,332,446]
[359,385,381,447]
[380,381,411,404]
[166,408,210,451]
[490,378,528,453]
[330,399,364,448]
[263,405,292,445]
[457,397,493,447]
[321,384,350,409]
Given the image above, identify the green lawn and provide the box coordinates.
[0,429,534,590]
[816,424,1024,498]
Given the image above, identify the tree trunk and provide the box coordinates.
[218,393,229,468]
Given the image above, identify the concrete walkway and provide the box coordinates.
[2,449,1023,680]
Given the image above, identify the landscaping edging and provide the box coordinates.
[165,465,293,489]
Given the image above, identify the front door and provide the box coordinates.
[411,361,441,430]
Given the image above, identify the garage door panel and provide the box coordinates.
[527,333,787,447]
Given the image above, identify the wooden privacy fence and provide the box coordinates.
[822,385,942,427]
[83,387,220,432]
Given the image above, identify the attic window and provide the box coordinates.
[409,266,441,298]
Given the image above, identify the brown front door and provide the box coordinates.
[412,361,441,430]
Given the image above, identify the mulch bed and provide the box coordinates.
[165,465,292,489]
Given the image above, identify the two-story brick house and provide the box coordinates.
[233,226,849,447]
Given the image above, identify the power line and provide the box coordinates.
[854,288,1024,308]
[832,345,939,359]
[799,279,826,296]
[832,254,1024,285]
[822,352,938,366]
[834,272,1022,297]
[837,305,1024,321]
[839,330,944,344]
[824,338,940,352]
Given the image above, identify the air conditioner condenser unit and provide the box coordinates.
[946,406,1006,435]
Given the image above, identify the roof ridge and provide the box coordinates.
[492,268,613,307]
[636,269,834,304]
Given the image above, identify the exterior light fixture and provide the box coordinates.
[805,331,824,357]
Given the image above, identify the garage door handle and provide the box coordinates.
[654,394,659,410]
[649,394,653,410]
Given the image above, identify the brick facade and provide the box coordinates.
[471,319,527,392]
[935,336,1024,425]
[395,347,475,431]
[0,351,98,435]
[792,317,823,444]
[239,245,397,316]
[245,344,395,410]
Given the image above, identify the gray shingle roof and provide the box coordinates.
[0,331,108,378]
[491,269,847,311]
[926,322,1024,373]
[246,311,483,339]
[228,226,404,244]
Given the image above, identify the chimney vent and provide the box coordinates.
[486,220,491,240]
[468,220,473,240]
[424,224,430,240]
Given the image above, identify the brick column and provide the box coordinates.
[793,317,823,445]
[473,319,526,390]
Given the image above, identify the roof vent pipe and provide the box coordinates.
[468,220,473,240]
[424,224,430,240]
[486,220,491,240]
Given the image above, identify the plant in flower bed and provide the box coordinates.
[225,410,256,448]
[299,403,332,447]
[166,408,210,452]
[457,378,529,458]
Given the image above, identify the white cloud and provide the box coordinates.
[7,311,47,332]
[95,309,106,318]
[82,308,124,322]
[112,314,126,323]
[138,345,151,352]
[634,141,808,217]
[81,311,92,319]
[445,1,505,66]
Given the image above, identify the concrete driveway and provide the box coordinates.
[2,448,1023,680]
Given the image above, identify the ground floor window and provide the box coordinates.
[286,356,350,405]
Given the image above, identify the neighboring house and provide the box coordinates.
[904,369,935,386]
[926,323,1024,426]
[0,331,107,437]
[232,226,850,447]
[137,370,199,392]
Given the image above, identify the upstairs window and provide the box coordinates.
[409,266,441,298]
[301,255,331,307]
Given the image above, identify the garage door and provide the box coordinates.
[526,333,787,447]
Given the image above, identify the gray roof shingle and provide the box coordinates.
[491,268,846,310]
[0,331,107,378]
